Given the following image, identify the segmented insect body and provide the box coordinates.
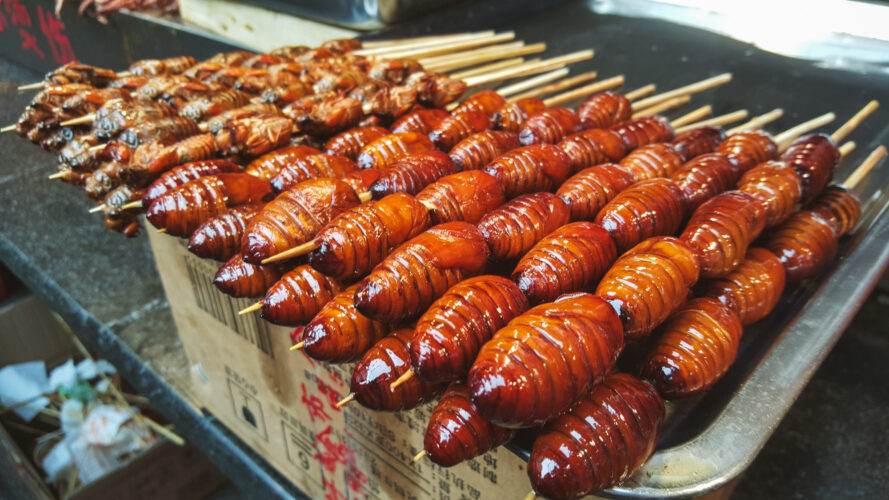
[595,178,686,252]
[641,297,743,398]
[423,382,516,467]
[779,133,839,203]
[469,293,624,427]
[448,130,520,171]
[354,223,489,323]
[618,143,686,182]
[350,328,447,411]
[269,153,360,192]
[670,126,726,160]
[428,108,491,151]
[699,247,786,325]
[715,129,777,173]
[670,153,740,211]
[477,192,571,261]
[576,91,633,129]
[301,285,391,363]
[737,160,803,227]
[390,108,450,135]
[519,108,582,145]
[556,164,636,221]
[143,159,241,207]
[411,276,529,383]
[483,144,573,199]
[369,151,458,198]
[416,171,506,224]
[809,186,861,237]
[595,236,701,339]
[492,98,546,132]
[512,222,617,304]
[528,373,664,500]
[188,204,264,261]
[260,265,344,326]
[357,132,437,169]
[557,129,627,172]
[324,126,389,160]
[309,193,432,282]
[609,116,675,151]
[213,253,285,298]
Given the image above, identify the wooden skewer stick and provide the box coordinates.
[541,75,625,107]
[450,58,528,80]
[413,450,427,463]
[1,124,16,133]
[831,100,880,143]
[630,73,732,111]
[632,95,691,119]
[262,240,321,264]
[669,105,712,127]
[774,112,836,152]
[673,110,749,134]
[335,393,355,408]
[89,204,107,214]
[360,32,495,50]
[496,68,572,98]
[523,491,537,500]
[389,369,415,391]
[625,84,657,102]
[356,32,502,56]
[157,228,167,234]
[120,200,143,210]
[838,141,856,158]
[726,108,784,135]
[379,32,516,60]
[462,50,594,87]
[843,145,886,190]
[424,43,546,73]
[18,82,46,91]
[87,144,105,154]
[239,302,262,315]
[48,172,68,180]
[290,341,305,351]
[507,71,600,102]
[60,114,96,127]
[420,40,526,66]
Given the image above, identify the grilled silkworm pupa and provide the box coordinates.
[301,284,391,363]
[143,159,241,208]
[477,192,571,261]
[241,178,361,264]
[595,178,686,253]
[390,108,450,135]
[269,153,360,193]
[609,115,675,151]
[576,91,633,129]
[528,373,664,500]
[309,193,431,282]
[468,292,624,427]
[715,129,777,173]
[511,222,617,304]
[260,265,344,326]
[557,128,627,172]
[483,144,573,199]
[188,204,264,261]
[618,143,686,182]
[350,328,447,411]
[324,126,389,160]
[519,108,582,145]
[146,174,273,237]
[491,98,546,133]
[354,222,489,323]
[680,190,767,279]
[556,163,636,221]
[411,275,529,383]
[357,132,436,169]
[369,150,458,199]
[448,130,520,171]
[670,125,726,161]
[415,171,506,225]
[641,297,743,398]
[422,382,516,467]
[428,107,491,151]
[779,133,839,203]
[595,236,701,339]
[244,145,322,181]
[213,253,286,298]
[699,247,786,325]
[670,152,741,211]
[737,160,804,228]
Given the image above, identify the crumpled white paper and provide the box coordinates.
[0,361,50,421]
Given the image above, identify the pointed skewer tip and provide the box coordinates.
[389,370,415,391]
[412,450,427,463]
[335,393,355,408]
[290,341,305,351]
[239,302,262,315]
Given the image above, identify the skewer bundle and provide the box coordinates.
[10,31,886,500]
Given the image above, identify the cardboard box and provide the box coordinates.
[147,230,535,500]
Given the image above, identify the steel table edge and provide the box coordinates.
[0,234,305,500]
[607,201,889,499]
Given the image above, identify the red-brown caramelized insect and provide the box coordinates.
[351,328,448,411]
[369,151,458,199]
[528,373,664,500]
[244,145,323,181]
[519,108,582,145]
[146,174,273,237]
[809,186,861,237]
[779,133,839,203]
[737,160,803,227]
[556,164,636,221]
[715,129,778,173]
[340,168,383,194]
[576,91,633,130]
[641,297,743,398]
[483,144,573,199]
[428,107,491,151]
[213,253,285,298]
[260,265,344,326]
[354,222,489,323]
[309,193,431,282]
[619,143,686,182]
[609,116,675,151]
[670,126,726,160]
[188,204,264,261]
[144,159,241,208]
[477,193,571,261]
[491,98,546,132]
[448,130,520,171]
[596,236,701,338]
[423,382,516,467]
[416,171,506,224]
[680,191,766,279]
[411,276,529,383]
[357,132,437,169]
[469,293,624,427]
[390,108,451,135]
[301,285,391,363]
[324,126,389,160]
[557,128,627,172]
[595,178,686,252]
[269,153,360,193]
[700,247,785,325]
[670,152,740,211]
[241,178,361,264]
[512,222,617,304]
[767,210,837,281]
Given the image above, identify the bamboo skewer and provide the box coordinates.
[413,450,427,463]
[624,84,657,101]
[450,58,528,80]
[831,100,879,143]
[88,204,106,214]
[507,71,600,102]
[632,95,692,119]
[495,68,573,99]
[630,73,732,111]
[355,32,502,56]
[239,302,263,315]
[540,75,625,107]
[360,32,494,50]
[462,50,594,87]
[389,370,415,390]
[843,145,886,190]
[673,109,749,134]
[290,342,305,351]
[774,112,836,151]
[59,114,96,127]
[335,393,355,408]
[668,105,712,127]
[378,32,516,60]
[726,109,784,135]
[424,43,547,73]
[48,172,68,180]
[1,124,16,133]
[838,142,856,157]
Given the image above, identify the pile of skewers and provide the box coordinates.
[11,31,887,500]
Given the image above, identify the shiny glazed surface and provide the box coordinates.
[187,204,264,261]
[448,130,520,171]
[416,171,506,224]
[595,178,686,252]
[556,163,636,221]
[369,150,458,198]
[260,265,344,326]
[477,192,571,261]
[483,144,573,199]
[357,132,436,169]
[302,284,391,363]
[700,247,786,325]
